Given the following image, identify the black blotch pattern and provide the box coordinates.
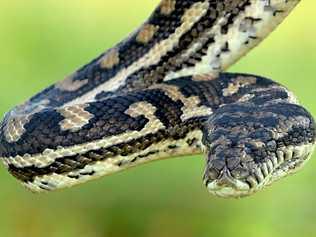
[0,89,184,157]
[26,1,203,107]
[8,117,205,183]
[2,73,315,184]
[122,1,251,90]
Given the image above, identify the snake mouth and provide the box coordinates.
[206,143,315,198]
[206,169,251,198]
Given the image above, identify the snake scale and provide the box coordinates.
[0,0,315,198]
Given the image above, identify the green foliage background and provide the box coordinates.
[0,1,315,236]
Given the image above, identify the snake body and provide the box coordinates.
[0,0,315,198]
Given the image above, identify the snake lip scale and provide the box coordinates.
[0,0,315,198]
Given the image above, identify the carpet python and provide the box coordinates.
[0,0,315,198]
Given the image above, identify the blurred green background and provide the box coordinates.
[0,1,315,237]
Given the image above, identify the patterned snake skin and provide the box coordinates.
[0,0,315,198]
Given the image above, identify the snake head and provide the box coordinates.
[202,102,315,198]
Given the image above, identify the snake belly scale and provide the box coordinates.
[0,0,315,198]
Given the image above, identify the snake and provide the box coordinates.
[0,0,315,198]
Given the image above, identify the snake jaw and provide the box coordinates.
[204,142,315,198]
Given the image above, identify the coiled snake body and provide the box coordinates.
[0,0,315,198]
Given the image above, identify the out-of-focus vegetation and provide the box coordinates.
[0,1,315,237]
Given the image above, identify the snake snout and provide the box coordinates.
[204,149,254,198]
[205,167,251,198]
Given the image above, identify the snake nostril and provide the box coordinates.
[207,167,219,180]
[231,167,250,179]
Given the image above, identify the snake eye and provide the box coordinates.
[201,134,208,147]
[202,126,213,144]
[266,140,277,151]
